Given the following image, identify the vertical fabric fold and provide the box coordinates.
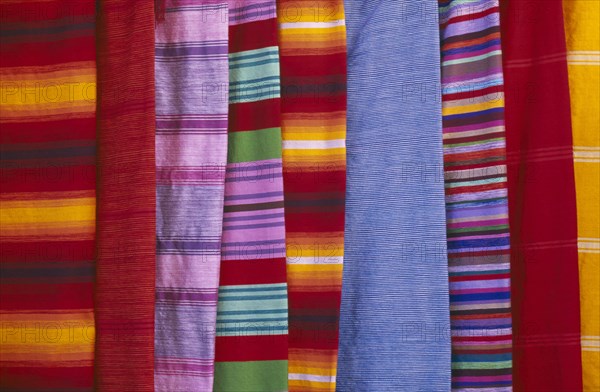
[500,1,583,390]
[563,1,600,390]
[213,1,288,391]
[96,1,156,390]
[0,1,96,390]
[438,0,513,390]
[154,1,229,391]
[277,0,347,390]
[337,1,451,390]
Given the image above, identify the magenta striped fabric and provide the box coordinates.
[154,1,229,390]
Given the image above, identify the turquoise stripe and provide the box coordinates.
[218,294,287,301]
[229,47,279,62]
[218,308,288,316]
[231,62,279,82]
[218,317,288,324]
[217,298,287,312]
[442,50,503,66]
[229,75,280,88]
[230,58,279,70]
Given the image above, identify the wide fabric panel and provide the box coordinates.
[337,1,451,390]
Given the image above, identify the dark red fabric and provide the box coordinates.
[500,1,583,390]
[95,1,156,390]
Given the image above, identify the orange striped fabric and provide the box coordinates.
[277,1,347,390]
[0,1,97,390]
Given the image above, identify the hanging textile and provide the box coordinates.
[95,0,156,390]
[337,1,451,390]
[213,1,288,391]
[563,1,600,390]
[277,1,347,390]
[0,1,96,390]
[154,1,229,391]
[438,0,513,390]
[500,1,583,390]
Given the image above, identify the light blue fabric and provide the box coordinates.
[337,1,451,390]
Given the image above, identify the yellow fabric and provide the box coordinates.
[563,1,600,390]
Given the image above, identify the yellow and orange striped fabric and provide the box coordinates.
[0,1,96,390]
[563,1,600,390]
[277,1,347,390]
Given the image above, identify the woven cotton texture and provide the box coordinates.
[438,0,513,390]
[95,0,157,389]
[154,1,229,391]
[337,1,451,390]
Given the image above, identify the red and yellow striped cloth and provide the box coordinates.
[277,1,347,390]
[0,1,96,390]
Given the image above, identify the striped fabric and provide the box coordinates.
[213,1,288,391]
[563,1,600,390]
[438,0,513,390]
[337,1,451,390]
[500,1,583,390]
[276,1,347,390]
[0,1,96,390]
[154,1,228,391]
[95,0,156,389]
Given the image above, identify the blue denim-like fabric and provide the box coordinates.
[337,1,451,391]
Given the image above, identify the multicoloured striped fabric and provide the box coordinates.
[438,0,513,390]
[95,0,156,389]
[500,1,583,390]
[154,1,228,391]
[563,1,600,390]
[276,1,347,390]
[337,1,451,390]
[0,1,96,390]
[213,2,288,390]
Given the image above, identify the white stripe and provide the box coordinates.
[574,146,600,151]
[581,341,600,348]
[289,373,336,383]
[578,241,600,250]
[573,151,600,159]
[283,139,345,150]
[280,20,345,30]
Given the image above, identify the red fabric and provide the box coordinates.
[95,1,156,390]
[500,1,583,390]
